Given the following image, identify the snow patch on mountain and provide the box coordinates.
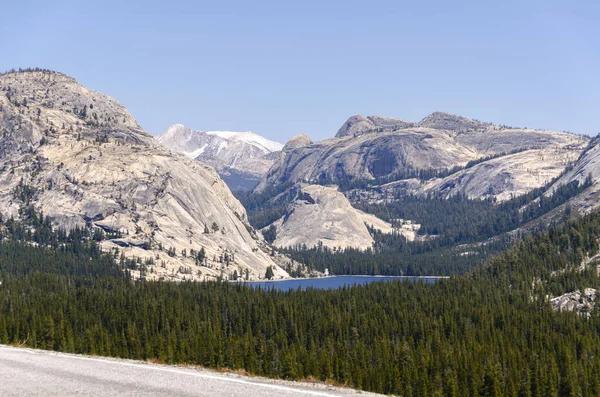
[206,131,283,153]
[156,125,284,191]
[186,144,208,158]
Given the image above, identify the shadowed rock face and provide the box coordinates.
[0,70,288,281]
[256,128,481,192]
[257,112,588,200]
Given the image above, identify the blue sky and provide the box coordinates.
[1,0,598,142]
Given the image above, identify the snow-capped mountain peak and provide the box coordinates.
[160,123,187,141]
[206,131,283,153]
[156,124,284,191]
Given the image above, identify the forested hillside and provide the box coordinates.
[238,175,592,276]
[2,207,600,395]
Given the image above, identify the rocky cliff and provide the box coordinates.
[250,112,588,251]
[0,69,288,281]
[256,127,480,193]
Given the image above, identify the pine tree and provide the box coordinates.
[265,266,274,280]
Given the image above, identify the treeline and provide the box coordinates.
[281,240,506,276]
[0,67,62,76]
[2,207,600,395]
[356,176,591,247]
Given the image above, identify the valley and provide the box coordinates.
[2,69,598,283]
[1,68,600,397]
[2,202,600,395]
[3,2,599,396]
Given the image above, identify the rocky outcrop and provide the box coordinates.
[417,111,490,133]
[431,148,580,200]
[266,184,419,250]
[283,134,312,151]
[554,138,600,188]
[0,69,288,281]
[336,115,415,138]
[550,288,597,316]
[156,124,283,191]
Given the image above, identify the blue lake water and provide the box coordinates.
[245,276,440,291]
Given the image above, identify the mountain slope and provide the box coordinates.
[256,127,481,193]
[157,124,283,191]
[541,136,600,216]
[0,69,288,281]
[206,130,283,152]
[370,147,580,202]
[265,184,419,250]
[257,113,587,200]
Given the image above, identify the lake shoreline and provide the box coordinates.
[242,274,450,284]
[241,275,446,291]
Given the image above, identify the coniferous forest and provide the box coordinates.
[239,175,592,277]
[2,207,600,395]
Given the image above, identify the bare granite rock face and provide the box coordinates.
[366,146,582,202]
[335,115,416,138]
[282,134,312,151]
[550,288,597,316]
[431,148,580,200]
[0,70,288,281]
[251,113,587,250]
[256,112,588,202]
[417,111,491,133]
[266,184,419,250]
[256,128,484,193]
[554,137,600,188]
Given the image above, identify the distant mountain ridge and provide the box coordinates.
[334,111,492,138]
[157,124,283,191]
[257,112,586,199]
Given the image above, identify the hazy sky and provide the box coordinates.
[1,0,598,142]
